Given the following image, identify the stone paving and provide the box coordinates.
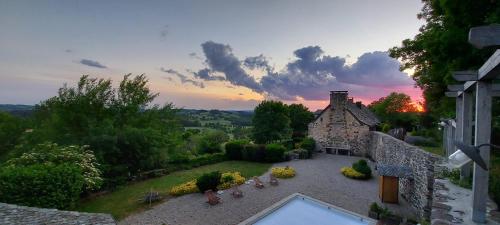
[431,178,500,225]
[120,154,415,225]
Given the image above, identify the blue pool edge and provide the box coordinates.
[237,193,378,225]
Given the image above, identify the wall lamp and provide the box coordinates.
[451,141,500,171]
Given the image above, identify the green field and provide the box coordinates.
[76,161,271,220]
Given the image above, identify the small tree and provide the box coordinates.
[252,101,291,144]
[288,104,314,136]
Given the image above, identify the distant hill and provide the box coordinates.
[0,104,35,117]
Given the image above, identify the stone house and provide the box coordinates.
[308,91,380,156]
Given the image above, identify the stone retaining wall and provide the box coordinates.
[368,131,439,220]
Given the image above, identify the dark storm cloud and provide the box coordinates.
[79,59,107,69]
[191,68,225,81]
[161,68,205,88]
[243,54,273,72]
[199,41,262,92]
[189,42,413,101]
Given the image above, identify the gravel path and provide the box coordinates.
[120,154,414,225]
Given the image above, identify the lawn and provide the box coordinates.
[76,161,271,220]
[418,146,444,156]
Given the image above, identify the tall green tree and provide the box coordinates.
[368,92,420,131]
[288,103,315,135]
[389,0,500,120]
[252,101,291,144]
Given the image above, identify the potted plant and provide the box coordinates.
[368,202,381,219]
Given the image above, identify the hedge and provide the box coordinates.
[265,143,286,162]
[0,163,84,209]
[225,140,248,160]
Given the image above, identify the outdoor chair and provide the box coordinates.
[231,184,243,198]
[253,176,265,189]
[205,189,220,205]
[269,174,279,186]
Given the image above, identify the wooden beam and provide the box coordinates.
[452,71,477,81]
[469,24,500,49]
[445,91,461,97]
[464,81,477,91]
[472,81,491,223]
[448,84,464,91]
[478,50,500,80]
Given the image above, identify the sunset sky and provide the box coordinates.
[0,0,425,110]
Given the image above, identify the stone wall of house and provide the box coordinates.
[368,131,439,220]
[308,108,332,151]
[345,110,371,156]
[308,106,371,156]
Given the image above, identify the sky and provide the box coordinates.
[0,0,425,110]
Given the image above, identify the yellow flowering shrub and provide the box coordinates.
[169,180,199,196]
[271,166,296,178]
[341,167,367,179]
[218,172,246,190]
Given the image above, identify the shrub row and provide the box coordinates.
[0,164,84,209]
[225,140,286,163]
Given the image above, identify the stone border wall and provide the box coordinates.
[368,131,439,220]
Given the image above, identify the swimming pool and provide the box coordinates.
[239,193,377,225]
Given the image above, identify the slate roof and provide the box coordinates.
[346,101,380,127]
[312,102,380,127]
[0,203,116,225]
[376,164,413,178]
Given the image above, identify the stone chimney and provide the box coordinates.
[330,91,348,110]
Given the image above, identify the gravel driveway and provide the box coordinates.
[120,154,415,225]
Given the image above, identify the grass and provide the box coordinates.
[76,161,271,220]
[418,146,444,156]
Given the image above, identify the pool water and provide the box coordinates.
[247,194,375,225]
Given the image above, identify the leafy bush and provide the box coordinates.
[265,143,286,162]
[341,167,367,179]
[6,142,102,192]
[294,149,309,159]
[370,202,382,213]
[381,123,391,133]
[352,159,372,178]
[196,171,221,193]
[225,140,248,160]
[197,131,229,154]
[0,163,84,209]
[218,172,246,190]
[299,137,315,158]
[169,180,198,196]
[271,166,296,178]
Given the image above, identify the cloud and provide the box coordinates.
[160,25,168,39]
[189,52,203,60]
[180,41,417,102]
[243,54,273,72]
[161,68,205,88]
[190,68,225,81]
[197,41,262,92]
[79,59,107,69]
